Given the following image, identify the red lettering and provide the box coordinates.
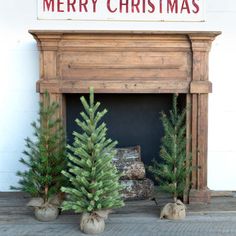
[107,0,117,13]
[159,0,162,13]
[167,0,178,13]
[92,0,98,12]
[79,0,88,12]
[142,0,146,13]
[181,0,190,13]
[57,0,64,12]
[148,0,155,13]
[120,0,129,13]
[67,0,76,12]
[43,0,54,12]
[192,0,199,14]
[131,0,140,13]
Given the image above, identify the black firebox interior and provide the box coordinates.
[66,93,185,173]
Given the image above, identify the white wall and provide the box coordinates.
[0,0,236,191]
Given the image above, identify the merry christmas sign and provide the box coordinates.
[37,0,205,22]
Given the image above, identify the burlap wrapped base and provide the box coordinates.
[27,195,63,222]
[160,200,186,220]
[80,210,110,234]
[34,205,59,222]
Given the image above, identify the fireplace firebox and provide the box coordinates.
[30,30,220,203]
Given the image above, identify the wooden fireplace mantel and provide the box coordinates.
[29,30,221,203]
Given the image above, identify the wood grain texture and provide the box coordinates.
[38,79,190,94]
[190,81,212,93]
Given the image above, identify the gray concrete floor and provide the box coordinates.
[1,192,236,236]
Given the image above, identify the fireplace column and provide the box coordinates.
[188,35,215,203]
[36,34,66,125]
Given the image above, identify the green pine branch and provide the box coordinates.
[11,92,67,203]
[61,87,124,213]
[148,94,191,202]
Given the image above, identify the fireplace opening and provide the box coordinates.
[66,93,186,181]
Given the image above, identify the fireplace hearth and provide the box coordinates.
[30,30,220,203]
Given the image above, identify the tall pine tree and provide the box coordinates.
[11,92,67,203]
[61,88,124,214]
[149,94,191,202]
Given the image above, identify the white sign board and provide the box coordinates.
[37,0,205,22]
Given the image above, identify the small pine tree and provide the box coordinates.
[61,88,124,213]
[148,94,190,202]
[11,92,67,203]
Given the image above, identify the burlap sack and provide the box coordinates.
[80,210,111,234]
[160,200,186,220]
[27,198,59,221]
[34,204,59,222]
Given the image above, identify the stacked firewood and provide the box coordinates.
[113,146,154,200]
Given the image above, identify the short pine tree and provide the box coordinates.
[148,94,190,202]
[11,92,67,203]
[61,88,124,213]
